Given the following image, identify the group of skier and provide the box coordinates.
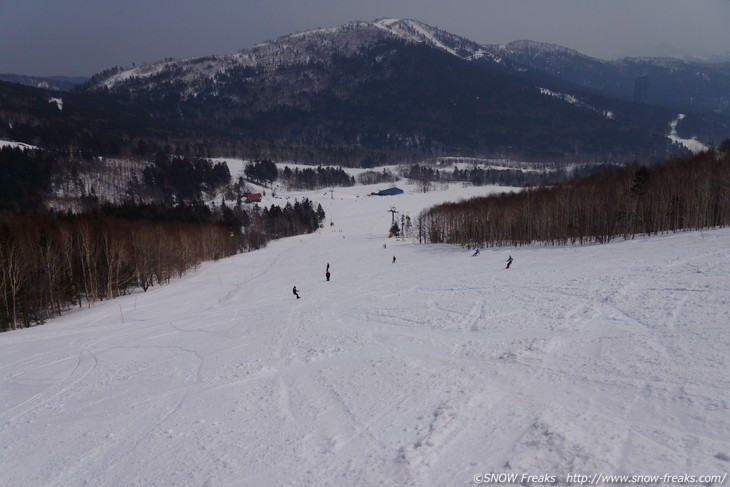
[293,253,514,299]
[472,249,514,269]
[293,262,333,299]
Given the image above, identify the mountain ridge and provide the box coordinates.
[85,19,504,93]
[72,19,690,162]
[491,38,730,117]
[2,19,727,162]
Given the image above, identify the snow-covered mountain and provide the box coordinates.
[493,39,730,117]
[4,19,725,161]
[1,171,728,485]
[85,19,730,120]
[76,19,687,162]
[87,19,498,92]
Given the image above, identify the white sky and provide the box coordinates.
[1,0,729,77]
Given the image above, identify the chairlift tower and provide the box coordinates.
[387,206,399,225]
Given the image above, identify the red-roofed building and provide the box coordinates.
[243,192,262,203]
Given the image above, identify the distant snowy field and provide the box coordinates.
[1,176,729,487]
[0,138,38,150]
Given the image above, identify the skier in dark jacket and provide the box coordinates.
[505,255,513,269]
[293,286,300,299]
[326,270,331,281]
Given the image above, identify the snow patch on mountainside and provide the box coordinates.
[539,87,614,119]
[0,139,38,150]
[540,87,580,105]
[374,18,459,57]
[100,62,172,89]
[49,97,63,111]
[668,114,709,153]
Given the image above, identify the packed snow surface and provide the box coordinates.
[1,181,729,487]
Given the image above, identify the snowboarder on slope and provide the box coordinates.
[293,286,300,299]
[472,249,480,257]
[392,256,396,264]
[505,255,513,269]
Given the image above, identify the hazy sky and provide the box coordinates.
[2,0,730,77]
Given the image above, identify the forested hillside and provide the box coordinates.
[418,147,730,248]
[0,148,326,331]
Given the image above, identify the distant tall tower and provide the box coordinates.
[634,76,650,103]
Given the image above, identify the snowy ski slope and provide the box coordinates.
[1,179,729,486]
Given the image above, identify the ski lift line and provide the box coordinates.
[387,206,399,225]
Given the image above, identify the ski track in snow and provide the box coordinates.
[1,180,729,486]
